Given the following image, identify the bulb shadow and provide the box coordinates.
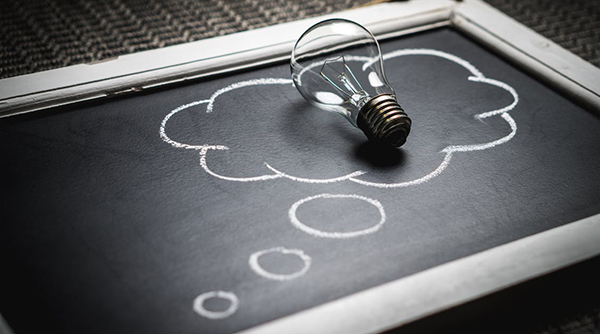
[280,99,407,170]
[353,141,406,169]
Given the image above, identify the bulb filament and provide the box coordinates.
[320,56,370,109]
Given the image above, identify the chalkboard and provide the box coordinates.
[0,28,599,334]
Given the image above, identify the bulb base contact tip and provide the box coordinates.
[357,94,412,148]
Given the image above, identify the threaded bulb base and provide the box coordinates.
[357,94,412,148]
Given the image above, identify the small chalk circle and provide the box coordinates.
[249,247,312,281]
[289,194,386,239]
[193,290,239,319]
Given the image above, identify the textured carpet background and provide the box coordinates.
[0,0,599,79]
[0,0,597,333]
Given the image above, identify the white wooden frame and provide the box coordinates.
[0,0,598,333]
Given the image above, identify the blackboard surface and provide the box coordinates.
[1,28,598,334]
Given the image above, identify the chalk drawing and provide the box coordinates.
[206,78,293,113]
[349,152,453,188]
[265,164,365,183]
[249,247,312,281]
[193,290,239,319]
[160,49,519,188]
[165,50,520,317]
[289,194,386,239]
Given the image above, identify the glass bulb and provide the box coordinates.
[291,18,411,148]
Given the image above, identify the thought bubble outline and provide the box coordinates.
[160,49,518,188]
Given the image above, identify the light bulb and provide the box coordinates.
[291,18,411,148]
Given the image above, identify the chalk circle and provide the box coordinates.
[249,247,311,281]
[193,290,239,319]
[289,194,386,239]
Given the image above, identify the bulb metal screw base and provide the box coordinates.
[357,94,412,148]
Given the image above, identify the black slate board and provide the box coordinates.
[1,28,599,334]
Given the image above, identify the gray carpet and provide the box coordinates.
[0,0,373,78]
[485,0,600,67]
[1,0,599,79]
